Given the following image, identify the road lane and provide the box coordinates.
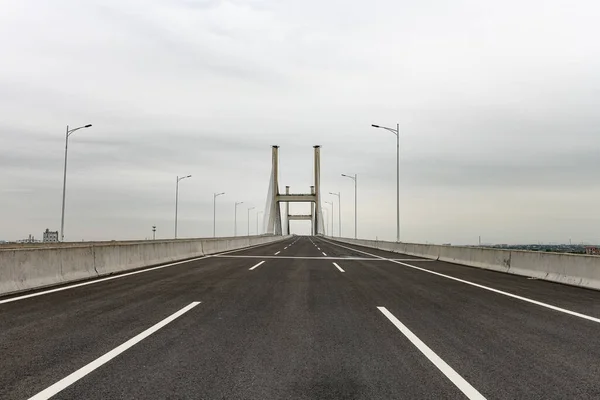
[315,237,600,319]
[29,302,202,400]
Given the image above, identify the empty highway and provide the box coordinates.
[1,236,600,399]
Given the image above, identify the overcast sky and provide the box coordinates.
[1,0,600,244]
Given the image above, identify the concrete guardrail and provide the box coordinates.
[327,237,600,291]
[0,235,287,296]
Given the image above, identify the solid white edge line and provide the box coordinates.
[216,255,434,261]
[249,261,266,270]
[321,239,600,324]
[333,262,345,272]
[378,307,486,400]
[322,252,327,256]
[274,251,281,255]
[28,302,201,400]
[217,255,382,260]
[0,238,292,306]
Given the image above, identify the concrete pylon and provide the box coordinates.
[265,146,283,236]
[313,146,321,235]
[285,185,290,235]
[310,185,315,236]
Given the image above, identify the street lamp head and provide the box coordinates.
[371,124,380,128]
[84,124,92,128]
[186,175,192,178]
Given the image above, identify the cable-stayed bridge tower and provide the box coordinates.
[263,145,324,236]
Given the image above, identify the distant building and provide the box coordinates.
[585,246,600,256]
[43,229,59,243]
[17,234,37,243]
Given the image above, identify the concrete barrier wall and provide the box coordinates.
[326,236,600,290]
[0,235,287,296]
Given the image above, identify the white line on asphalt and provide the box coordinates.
[321,239,600,324]
[216,255,383,260]
[0,239,289,306]
[322,252,327,256]
[274,251,281,255]
[28,302,201,400]
[317,247,321,250]
[378,307,486,400]
[219,255,431,263]
[333,263,345,272]
[249,261,266,271]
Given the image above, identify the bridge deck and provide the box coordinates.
[1,236,599,399]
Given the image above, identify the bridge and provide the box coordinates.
[1,146,600,399]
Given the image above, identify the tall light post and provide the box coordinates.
[329,192,341,237]
[257,211,263,235]
[175,175,192,239]
[325,200,334,237]
[60,124,92,242]
[234,201,244,236]
[247,207,255,236]
[213,192,225,237]
[372,123,400,242]
[342,173,357,239]
[323,208,329,236]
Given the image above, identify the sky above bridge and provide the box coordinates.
[1,0,600,244]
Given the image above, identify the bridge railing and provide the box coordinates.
[0,234,288,297]
[324,236,600,291]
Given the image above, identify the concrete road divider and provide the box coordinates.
[326,236,600,291]
[0,235,287,296]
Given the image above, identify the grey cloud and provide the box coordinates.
[91,2,290,85]
[2,0,600,243]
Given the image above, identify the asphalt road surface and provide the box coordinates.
[1,236,599,399]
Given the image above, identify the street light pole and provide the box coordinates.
[60,123,92,242]
[325,200,334,237]
[329,192,341,237]
[213,192,225,237]
[234,201,244,236]
[247,207,255,236]
[372,123,400,242]
[257,211,263,235]
[342,174,357,239]
[175,174,192,239]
